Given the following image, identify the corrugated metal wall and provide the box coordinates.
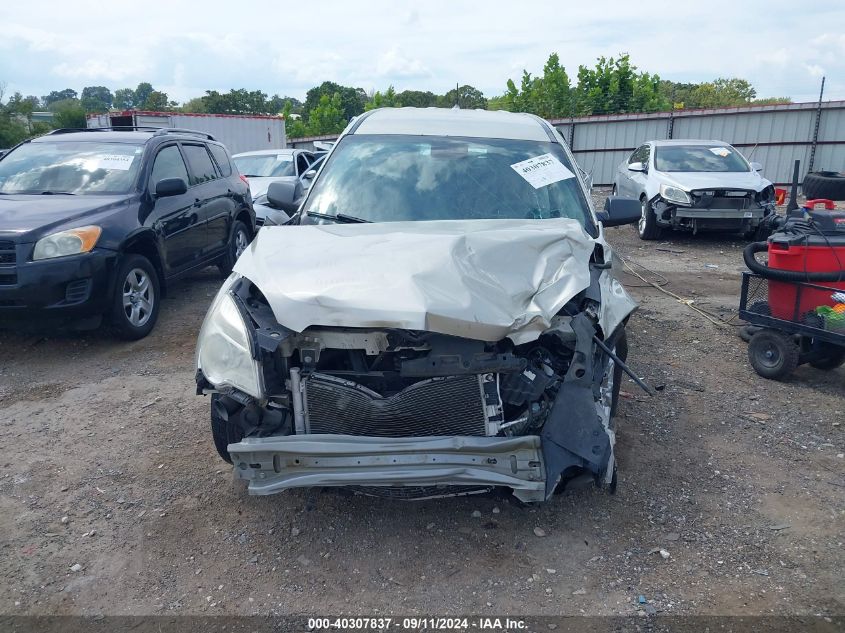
[552,101,845,185]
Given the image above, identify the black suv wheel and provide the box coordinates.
[218,220,251,274]
[111,254,161,340]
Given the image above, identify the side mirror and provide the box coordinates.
[266,178,303,213]
[155,177,188,198]
[627,162,646,173]
[597,197,641,227]
[303,169,317,180]
[750,161,763,172]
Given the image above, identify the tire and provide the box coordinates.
[637,196,662,240]
[110,254,160,340]
[808,346,845,370]
[210,393,245,464]
[748,301,771,316]
[748,329,799,380]
[218,220,251,275]
[802,171,845,201]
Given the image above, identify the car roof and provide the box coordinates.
[352,107,554,142]
[30,130,156,143]
[232,149,298,158]
[650,139,732,147]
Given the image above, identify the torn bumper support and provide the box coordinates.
[228,434,546,503]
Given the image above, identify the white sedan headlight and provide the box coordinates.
[196,275,264,399]
[659,184,692,206]
[33,225,102,260]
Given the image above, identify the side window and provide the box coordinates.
[150,145,189,187]
[208,143,232,177]
[629,145,647,165]
[641,145,651,167]
[296,153,310,175]
[181,144,218,185]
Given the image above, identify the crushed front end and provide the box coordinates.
[196,271,631,503]
[651,186,776,234]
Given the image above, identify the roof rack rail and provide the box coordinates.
[153,128,217,141]
[47,126,162,135]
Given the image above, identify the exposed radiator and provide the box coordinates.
[303,372,497,437]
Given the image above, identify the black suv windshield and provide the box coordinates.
[654,145,750,172]
[0,141,144,195]
[301,135,594,230]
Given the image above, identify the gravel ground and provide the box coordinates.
[1,189,843,617]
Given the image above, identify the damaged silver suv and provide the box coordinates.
[195,107,644,502]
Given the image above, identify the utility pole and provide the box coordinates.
[807,76,825,174]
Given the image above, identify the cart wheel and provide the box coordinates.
[809,346,845,371]
[748,330,799,380]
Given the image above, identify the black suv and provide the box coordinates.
[0,128,254,339]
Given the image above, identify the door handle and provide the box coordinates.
[193,198,202,208]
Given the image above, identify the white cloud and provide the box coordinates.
[375,47,431,80]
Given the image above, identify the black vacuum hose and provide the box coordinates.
[743,241,844,282]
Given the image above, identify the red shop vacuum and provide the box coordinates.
[744,198,845,319]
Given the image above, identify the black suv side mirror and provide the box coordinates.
[155,177,188,198]
[267,178,303,213]
[597,197,641,227]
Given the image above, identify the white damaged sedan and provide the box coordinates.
[195,107,646,503]
[613,139,777,240]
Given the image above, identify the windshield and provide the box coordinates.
[0,141,143,195]
[654,145,749,172]
[234,154,295,177]
[300,135,594,231]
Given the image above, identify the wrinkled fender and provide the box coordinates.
[598,251,637,338]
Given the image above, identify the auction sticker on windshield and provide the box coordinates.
[97,154,135,170]
[511,153,575,189]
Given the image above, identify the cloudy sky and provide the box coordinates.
[1,0,843,105]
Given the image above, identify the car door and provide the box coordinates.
[620,145,649,197]
[181,143,231,259]
[206,142,241,252]
[147,143,203,274]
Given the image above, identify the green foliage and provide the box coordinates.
[80,86,113,113]
[202,89,269,114]
[306,93,346,135]
[660,77,789,109]
[133,82,154,109]
[365,86,401,111]
[50,99,87,128]
[42,89,77,107]
[304,82,366,122]
[438,85,487,109]
[395,90,438,108]
[113,88,135,110]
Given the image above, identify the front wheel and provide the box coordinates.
[748,329,799,380]
[110,254,160,340]
[637,197,662,240]
[218,220,251,275]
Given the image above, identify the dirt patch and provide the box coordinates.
[1,203,842,617]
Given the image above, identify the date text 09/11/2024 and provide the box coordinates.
[307,617,528,631]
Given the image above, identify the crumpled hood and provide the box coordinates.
[656,170,769,192]
[233,218,595,344]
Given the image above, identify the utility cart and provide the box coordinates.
[739,272,845,379]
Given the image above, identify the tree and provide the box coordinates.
[142,90,172,111]
[181,97,207,113]
[80,86,113,113]
[42,89,78,107]
[438,85,487,109]
[133,83,154,109]
[113,88,136,110]
[365,86,401,111]
[50,99,87,128]
[304,82,366,122]
[306,92,346,135]
[395,90,437,108]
